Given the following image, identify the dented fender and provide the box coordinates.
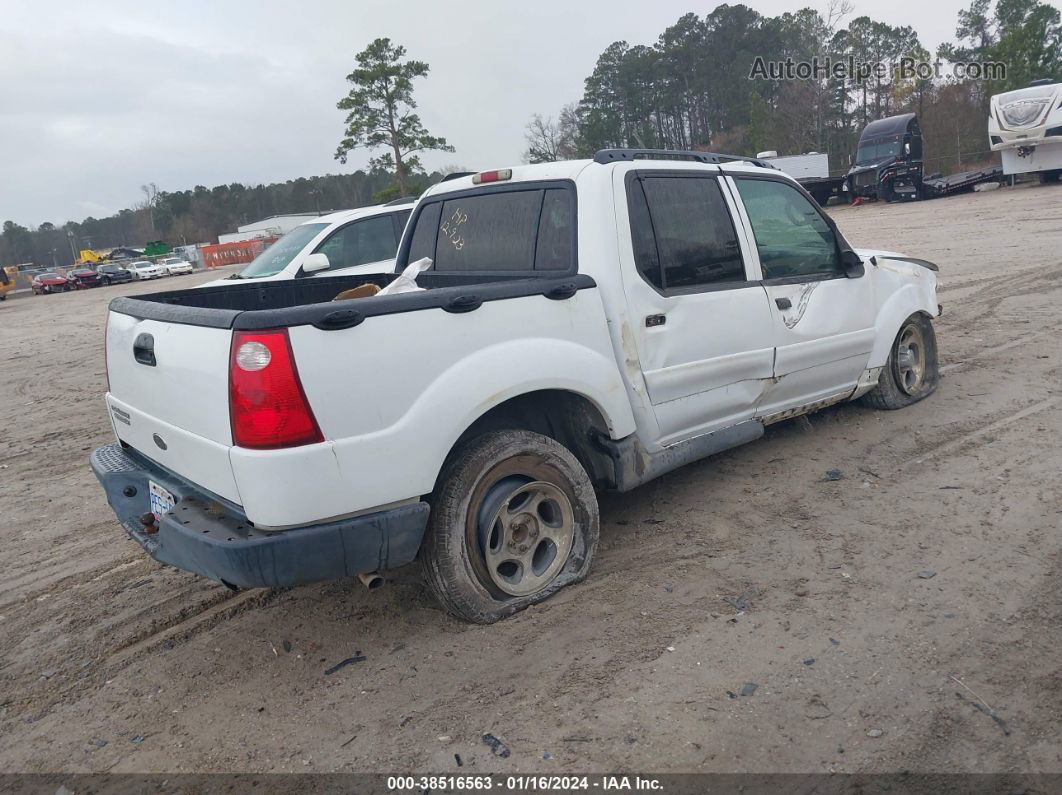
[862,252,940,367]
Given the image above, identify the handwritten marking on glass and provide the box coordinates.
[440,208,468,251]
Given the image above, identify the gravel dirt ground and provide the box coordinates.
[1,183,1060,776]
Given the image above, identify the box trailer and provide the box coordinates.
[756,151,847,206]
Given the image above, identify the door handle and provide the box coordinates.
[775,297,792,310]
[645,314,666,328]
[133,332,156,366]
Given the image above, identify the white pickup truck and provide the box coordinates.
[91,150,941,623]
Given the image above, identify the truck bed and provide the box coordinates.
[109,271,594,330]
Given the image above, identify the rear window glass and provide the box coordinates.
[406,186,574,272]
[535,189,573,270]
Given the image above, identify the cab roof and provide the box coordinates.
[859,113,917,141]
[422,150,782,200]
[300,202,403,228]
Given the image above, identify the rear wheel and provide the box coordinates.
[421,430,599,624]
[861,314,938,410]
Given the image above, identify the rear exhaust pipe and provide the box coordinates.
[357,571,384,590]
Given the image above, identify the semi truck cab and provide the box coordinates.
[845,113,924,202]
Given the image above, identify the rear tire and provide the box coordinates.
[421,430,599,624]
[860,314,938,410]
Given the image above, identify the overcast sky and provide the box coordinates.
[1,0,984,226]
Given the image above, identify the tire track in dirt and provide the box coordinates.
[106,587,282,667]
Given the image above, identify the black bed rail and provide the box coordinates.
[109,273,598,331]
[593,148,777,169]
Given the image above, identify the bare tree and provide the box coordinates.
[137,182,159,234]
[523,104,580,163]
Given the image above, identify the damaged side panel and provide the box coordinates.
[757,275,877,418]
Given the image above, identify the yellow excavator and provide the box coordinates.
[76,249,108,265]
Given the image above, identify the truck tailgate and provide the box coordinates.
[105,313,241,503]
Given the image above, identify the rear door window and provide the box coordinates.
[435,191,540,271]
[534,189,573,270]
[628,175,747,292]
[404,185,575,272]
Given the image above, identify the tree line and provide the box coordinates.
[525,0,1062,172]
[0,169,446,270]
[2,34,455,271]
[4,0,1060,270]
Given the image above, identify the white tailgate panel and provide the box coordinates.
[106,395,242,504]
[106,314,233,445]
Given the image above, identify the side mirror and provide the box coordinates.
[302,252,330,274]
[841,249,864,278]
[904,142,911,155]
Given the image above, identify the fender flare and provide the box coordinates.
[869,281,937,367]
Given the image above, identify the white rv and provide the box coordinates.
[989,79,1062,182]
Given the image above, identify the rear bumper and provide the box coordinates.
[90,443,430,588]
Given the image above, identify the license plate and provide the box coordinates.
[149,480,176,522]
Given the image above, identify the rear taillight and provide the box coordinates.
[229,329,323,449]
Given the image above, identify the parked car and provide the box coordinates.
[130,260,164,280]
[200,199,414,287]
[66,268,102,289]
[97,263,134,285]
[32,272,70,294]
[92,151,940,624]
[158,257,194,276]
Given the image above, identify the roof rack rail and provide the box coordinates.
[593,148,776,169]
[441,171,476,182]
[382,196,417,206]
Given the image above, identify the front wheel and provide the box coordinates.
[421,430,599,624]
[861,314,939,410]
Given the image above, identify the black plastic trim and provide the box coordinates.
[877,255,940,272]
[110,296,241,329]
[314,308,365,330]
[109,273,598,331]
[90,443,429,588]
[595,148,776,169]
[760,272,847,287]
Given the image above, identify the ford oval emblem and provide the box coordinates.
[153,433,168,451]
